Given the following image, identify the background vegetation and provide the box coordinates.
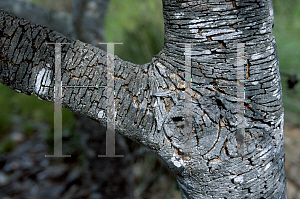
[272,0,300,125]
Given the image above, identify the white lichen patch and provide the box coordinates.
[260,22,267,34]
[260,28,267,34]
[233,175,244,184]
[272,87,281,100]
[212,6,223,11]
[212,4,232,11]
[269,6,274,18]
[193,50,211,56]
[251,53,263,60]
[190,28,199,34]
[37,68,52,95]
[264,161,272,171]
[41,69,52,95]
[202,29,235,37]
[189,29,204,38]
[140,98,148,109]
[45,71,51,87]
[211,31,243,40]
[174,12,184,19]
[266,45,274,54]
[35,68,46,95]
[98,110,105,119]
[171,156,185,168]
[189,18,206,24]
[251,81,259,85]
[42,69,51,87]
[146,109,152,115]
[189,21,213,29]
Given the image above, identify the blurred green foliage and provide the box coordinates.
[0,138,16,154]
[104,0,164,64]
[273,0,300,125]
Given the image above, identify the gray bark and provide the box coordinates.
[0,0,286,198]
[0,1,136,198]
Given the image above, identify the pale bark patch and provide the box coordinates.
[35,68,46,94]
[35,68,51,95]
[98,110,105,119]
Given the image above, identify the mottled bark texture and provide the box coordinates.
[0,0,286,198]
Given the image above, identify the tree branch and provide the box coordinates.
[0,9,158,152]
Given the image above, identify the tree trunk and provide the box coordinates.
[0,0,286,198]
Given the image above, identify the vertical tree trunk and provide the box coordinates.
[155,0,286,198]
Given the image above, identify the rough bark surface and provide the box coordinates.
[157,1,286,198]
[0,0,286,198]
[0,1,137,198]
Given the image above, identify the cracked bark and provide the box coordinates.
[0,1,135,198]
[0,0,286,198]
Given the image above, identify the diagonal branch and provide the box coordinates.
[0,9,159,152]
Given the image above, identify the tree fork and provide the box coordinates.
[0,0,286,197]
